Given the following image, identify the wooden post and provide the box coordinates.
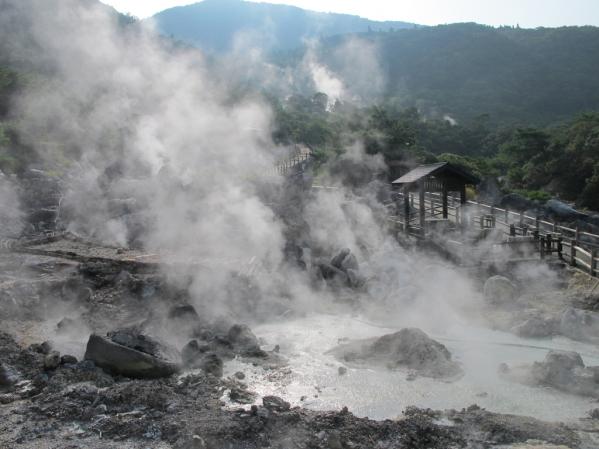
[546,234,552,253]
[557,237,563,260]
[519,211,524,226]
[510,224,516,237]
[419,180,425,236]
[535,216,540,232]
[404,191,410,235]
[570,239,577,267]
[442,182,448,219]
[591,250,597,277]
[540,235,545,259]
[575,227,580,242]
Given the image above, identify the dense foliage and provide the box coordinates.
[2,0,599,212]
[271,93,599,210]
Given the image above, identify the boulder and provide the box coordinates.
[529,350,599,397]
[228,324,265,357]
[262,395,290,412]
[483,275,517,305]
[200,353,223,377]
[559,307,599,341]
[329,328,462,379]
[168,304,200,321]
[0,363,19,387]
[44,351,61,370]
[84,333,180,379]
[544,199,587,221]
[180,340,223,377]
[499,193,535,212]
[511,315,557,338]
[60,355,78,365]
[331,248,359,272]
[181,340,207,368]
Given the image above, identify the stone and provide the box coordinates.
[44,351,61,370]
[60,355,78,365]
[512,315,557,338]
[168,304,200,321]
[338,366,347,375]
[200,353,223,378]
[0,363,19,387]
[329,328,463,380]
[331,248,351,269]
[234,371,245,380]
[228,324,265,357]
[84,334,180,379]
[262,395,290,412]
[483,275,517,305]
[181,340,208,368]
[229,386,256,404]
[527,350,599,397]
[29,341,52,355]
[559,307,599,341]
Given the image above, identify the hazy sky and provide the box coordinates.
[101,0,599,27]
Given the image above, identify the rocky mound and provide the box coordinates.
[328,328,463,379]
[501,350,599,397]
[84,330,180,379]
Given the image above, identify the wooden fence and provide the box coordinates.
[387,191,599,277]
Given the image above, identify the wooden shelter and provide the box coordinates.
[391,162,479,232]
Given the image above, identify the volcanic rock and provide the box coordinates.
[503,350,599,397]
[262,395,290,412]
[331,248,358,272]
[329,328,463,379]
[201,353,223,377]
[228,324,266,357]
[181,340,223,377]
[0,363,19,387]
[44,351,61,370]
[84,333,180,379]
[559,307,599,341]
[511,315,557,338]
[60,355,78,365]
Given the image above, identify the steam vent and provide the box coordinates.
[3,0,599,448]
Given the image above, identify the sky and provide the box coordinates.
[100,0,599,27]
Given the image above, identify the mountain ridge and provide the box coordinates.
[150,0,418,52]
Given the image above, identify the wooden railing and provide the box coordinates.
[387,191,599,277]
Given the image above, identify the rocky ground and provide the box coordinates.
[1,242,599,449]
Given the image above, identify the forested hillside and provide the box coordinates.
[301,24,599,126]
[2,0,599,212]
[269,94,599,209]
[151,0,416,52]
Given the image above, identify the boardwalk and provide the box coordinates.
[388,191,599,278]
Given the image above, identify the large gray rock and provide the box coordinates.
[84,333,180,379]
[511,315,557,339]
[499,193,535,212]
[559,307,599,342]
[544,199,587,221]
[483,275,517,305]
[228,324,266,357]
[329,328,462,379]
[530,350,599,397]
[0,363,19,387]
